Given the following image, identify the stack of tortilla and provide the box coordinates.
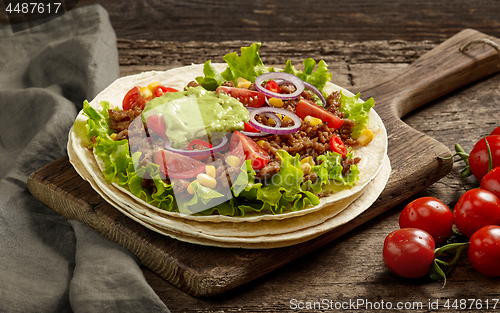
[67,64,390,249]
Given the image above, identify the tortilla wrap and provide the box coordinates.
[68,138,390,248]
[68,63,388,224]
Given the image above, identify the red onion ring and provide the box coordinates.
[274,78,327,107]
[241,108,282,137]
[248,107,301,135]
[254,72,304,100]
[303,81,327,107]
[164,136,228,157]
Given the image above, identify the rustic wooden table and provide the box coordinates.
[51,1,500,311]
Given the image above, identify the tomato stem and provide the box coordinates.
[430,242,469,287]
[444,144,473,178]
[485,137,493,173]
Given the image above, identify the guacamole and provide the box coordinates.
[142,86,248,147]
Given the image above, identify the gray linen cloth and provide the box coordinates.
[0,4,169,312]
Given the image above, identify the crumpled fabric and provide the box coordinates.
[0,4,169,312]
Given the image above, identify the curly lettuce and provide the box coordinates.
[339,91,375,139]
[195,42,331,93]
[80,43,365,217]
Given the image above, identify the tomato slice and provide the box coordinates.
[244,122,260,133]
[295,99,344,129]
[229,131,270,169]
[154,150,207,179]
[216,86,266,108]
[265,80,281,94]
[329,134,347,156]
[187,139,213,150]
[123,86,146,110]
[155,86,178,98]
[146,114,167,138]
[185,139,214,160]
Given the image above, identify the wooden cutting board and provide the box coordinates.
[27,29,500,297]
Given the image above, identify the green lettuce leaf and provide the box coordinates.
[82,101,178,212]
[339,91,375,139]
[283,58,332,92]
[306,150,360,194]
[195,60,227,91]
[221,43,269,84]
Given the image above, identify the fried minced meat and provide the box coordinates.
[107,83,361,196]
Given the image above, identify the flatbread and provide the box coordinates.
[68,64,388,223]
[69,139,390,248]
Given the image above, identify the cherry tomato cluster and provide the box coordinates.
[383,126,500,282]
[122,84,178,111]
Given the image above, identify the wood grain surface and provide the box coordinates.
[28,26,498,312]
[97,0,500,42]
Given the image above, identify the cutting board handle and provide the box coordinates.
[359,29,500,118]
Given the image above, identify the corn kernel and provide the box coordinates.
[256,140,265,147]
[197,173,217,189]
[187,182,195,195]
[205,165,216,178]
[268,97,284,108]
[236,77,252,89]
[267,118,276,126]
[147,81,161,94]
[301,162,312,174]
[110,133,117,140]
[282,115,292,123]
[304,115,323,126]
[357,129,374,146]
[225,155,241,167]
[140,87,153,99]
[300,156,315,166]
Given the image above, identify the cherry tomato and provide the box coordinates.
[154,150,206,179]
[244,122,260,133]
[453,189,500,238]
[123,86,146,110]
[469,135,500,181]
[265,80,281,94]
[399,197,453,244]
[187,139,212,150]
[382,228,436,278]
[155,86,178,98]
[186,139,213,160]
[490,126,500,136]
[216,86,266,108]
[329,134,347,157]
[481,166,500,199]
[295,99,344,129]
[468,225,500,277]
[229,131,270,170]
[146,114,167,138]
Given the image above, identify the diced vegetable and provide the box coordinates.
[268,97,284,108]
[304,115,322,126]
[357,129,374,146]
[197,173,217,189]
